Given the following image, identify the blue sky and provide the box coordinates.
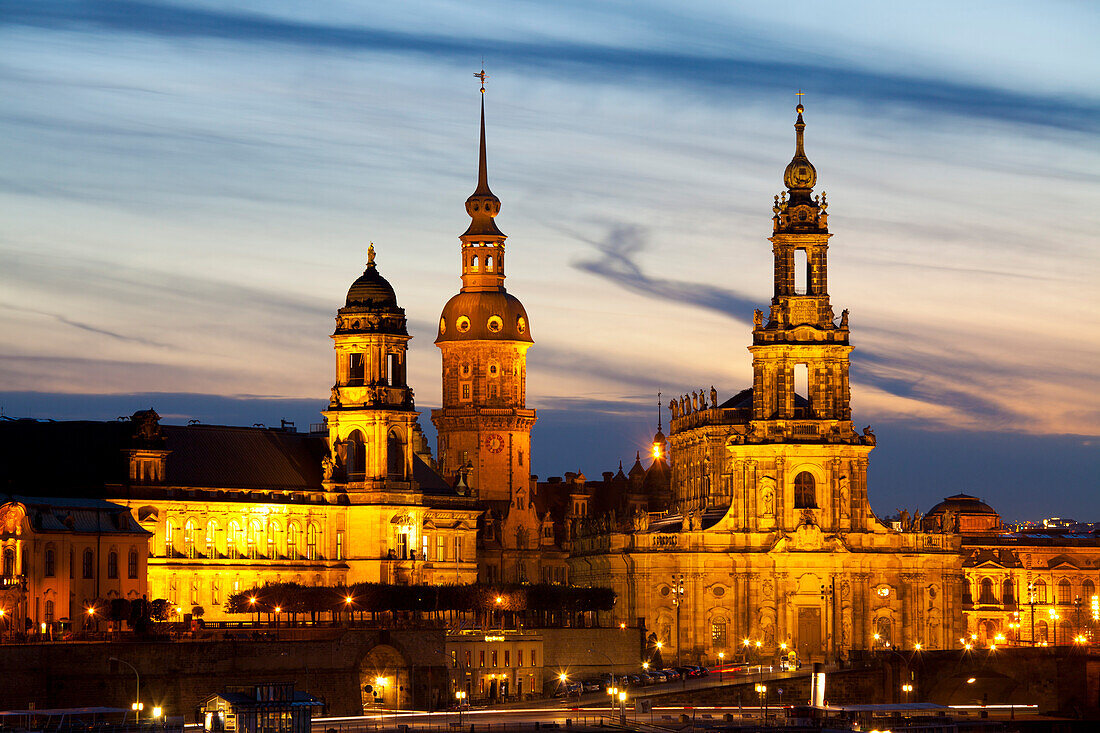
[1,1,1097,520]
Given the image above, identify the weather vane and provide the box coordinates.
[474,68,488,93]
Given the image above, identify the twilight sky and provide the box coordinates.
[1,1,1097,521]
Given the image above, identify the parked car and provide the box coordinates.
[779,657,802,671]
[662,668,682,681]
[581,679,603,693]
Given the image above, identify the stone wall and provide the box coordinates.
[539,627,643,686]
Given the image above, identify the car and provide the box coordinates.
[650,670,669,683]
[581,679,602,693]
[662,668,682,681]
[779,657,803,671]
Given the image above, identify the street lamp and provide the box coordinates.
[755,683,768,720]
[618,690,627,722]
[455,690,467,726]
[109,657,141,724]
[1049,608,1060,646]
[670,574,685,666]
[902,683,913,703]
[249,596,258,626]
[718,651,725,681]
[607,686,618,716]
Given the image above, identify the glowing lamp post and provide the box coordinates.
[902,683,913,703]
[718,651,725,681]
[249,596,258,625]
[455,690,467,725]
[618,690,627,722]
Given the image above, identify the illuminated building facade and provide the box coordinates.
[570,104,967,662]
[0,495,148,632]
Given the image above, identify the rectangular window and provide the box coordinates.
[422,535,429,560]
[517,650,523,667]
[479,651,485,668]
[336,531,345,561]
[451,650,458,668]
[437,535,445,561]
[128,550,138,579]
[504,650,510,667]
[461,383,471,401]
[211,579,220,606]
[44,549,56,577]
[530,649,537,667]
[454,537,462,562]
[348,353,365,385]
[82,550,94,579]
[465,650,472,668]
[107,551,118,579]
[491,651,498,667]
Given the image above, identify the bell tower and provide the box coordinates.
[323,245,420,496]
[751,100,853,427]
[432,77,536,503]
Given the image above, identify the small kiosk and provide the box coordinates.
[202,683,322,733]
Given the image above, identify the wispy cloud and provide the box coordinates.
[0,302,171,348]
[3,1,1096,133]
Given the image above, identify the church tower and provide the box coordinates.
[323,245,420,494]
[432,81,536,503]
[667,101,875,534]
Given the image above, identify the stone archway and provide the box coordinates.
[357,644,409,713]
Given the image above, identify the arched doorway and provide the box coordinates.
[358,643,409,712]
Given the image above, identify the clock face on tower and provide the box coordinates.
[484,433,505,454]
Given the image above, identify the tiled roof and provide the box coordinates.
[4,494,148,535]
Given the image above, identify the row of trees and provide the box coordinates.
[225,582,616,626]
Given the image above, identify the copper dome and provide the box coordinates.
[345,262,398,310]
[436,290,532,343]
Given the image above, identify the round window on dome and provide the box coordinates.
[456,316,471,333]
[517,316,527,334]
[487,316,503,333]
[439,317,446,335]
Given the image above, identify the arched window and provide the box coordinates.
[471,255,479,269]
[1003,578,1015,605]
[128,549,139,579]
[107,550,118,579]
[306,524,319,561]
[82,548,94,579]
[793,472,816,509]
[485,255,493,271]
[184,519,196,559]
[288,522,301,559]
[387,430,404,480]
[228,521,242,560]
[247,520,261,560]
[2,547,14,576]
[711,619,728,649]
[1058,579,1071,605]
[44,546,56,577]
[979,578,996,604]
[206,520,218,558]
[267,521,280,559]
[211,578,221,606]
[876,617,892,645]
[346,430,366,479]
[165,520,178,557]
[1083,579,1095,600]
[1033,580,1047,603]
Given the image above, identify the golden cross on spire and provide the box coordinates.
[474,68,488,93]
[796,89,804,101]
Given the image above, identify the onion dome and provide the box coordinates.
[783,101,817,195]
[345,244,398,309]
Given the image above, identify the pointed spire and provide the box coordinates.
[474,89,491,196]
[463,69,504,238]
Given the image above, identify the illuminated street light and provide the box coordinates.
[152,707,162,720]
[902,683,913,702]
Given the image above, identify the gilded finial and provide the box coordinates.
[796,89,805,114]
[474,68,488,93]
[367,242,376,267]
